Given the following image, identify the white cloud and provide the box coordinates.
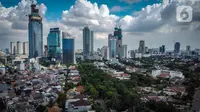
[0,0,48,48]
[61,0,119,32]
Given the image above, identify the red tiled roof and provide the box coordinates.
[120,73,129,77]
[158,73,169,77]
[168,87,185,92]
[148,96,160,101]
[75,86,84,92]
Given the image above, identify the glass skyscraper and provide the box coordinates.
[28,4,43,58]
[174,42,180,54]
[83,27,93,59]
[62,33,75,65]
[114,26,123,57]
[139,40,145,54]
[47,28,61,59]
[109,36,117,59]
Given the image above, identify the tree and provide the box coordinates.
[56,93,66,109]
[90,87,99,99]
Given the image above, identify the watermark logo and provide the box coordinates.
[176,6,193,22]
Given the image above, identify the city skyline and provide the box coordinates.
[0,0,200,51]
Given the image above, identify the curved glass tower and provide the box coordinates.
[28,4,43,58]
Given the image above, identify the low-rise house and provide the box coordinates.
[151,69,184,79]
[163,86,186,96]
[65,94,91,112]
[115,73,130,80]
[147,95,166,102]
[126,66,137,73]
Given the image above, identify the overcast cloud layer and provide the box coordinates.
[0,0,200,51]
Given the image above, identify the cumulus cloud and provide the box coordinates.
[118,0,200,50]
[61,0,119,32]
[0,0,48,48]
[119,3,163,32]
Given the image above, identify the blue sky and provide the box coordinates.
[1,0,161,20]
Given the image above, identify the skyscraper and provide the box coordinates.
[83,27,93,59]
[62,32,75,65]
[23,42,29,55]
[114,26,122,57]
[28,4,43,58]
[47,28,61,59]
[120,45,128,58]
[17,41,23,55]
[44,45,48,57]
[108,34,113,47]
[10,42,16,55]
[174,42,180,54]
[130,50,136,58]
[109,36,117,59]
[139,40,145,54]
[186,45,191,55]
[162,45,165,54]
[101,46,109,60]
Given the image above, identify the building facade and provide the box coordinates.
[10,42,16,55]
[109,36,117,59]
[83,27,93,59]
[101,46,109,60]
[174,42,180,55]
[186,45,191,55]
[130,50,135,58]
[47,28,61,59]
[28,4,43,58]
[23,42,29,55]
[62,34,75,65]
[139,40,145,54]
[17,41,23,55]
[114,26,123,57]
[120,45,127,58]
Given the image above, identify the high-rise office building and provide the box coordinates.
[109,36,117,59]
[139,40,145,54]
[108,34,113,47]
[47,28,61,59]
[145,47,148,53]
[101,46,109,60]
[186,45,191,55]
[62,33,75,65]
[120,45,127,58]
[4,48,9,54]
[28,3,43,58]
[23,42,29,55]
[159,46,162,53]
[114,26,123,57]
[10,42,16,55]
[83,27,93,59]
[174,42,180,54]
[162,45,165,54]
[17,41,23,55]
[130,50,136,58]
[159,45,165,54]
[44,45,48,57]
